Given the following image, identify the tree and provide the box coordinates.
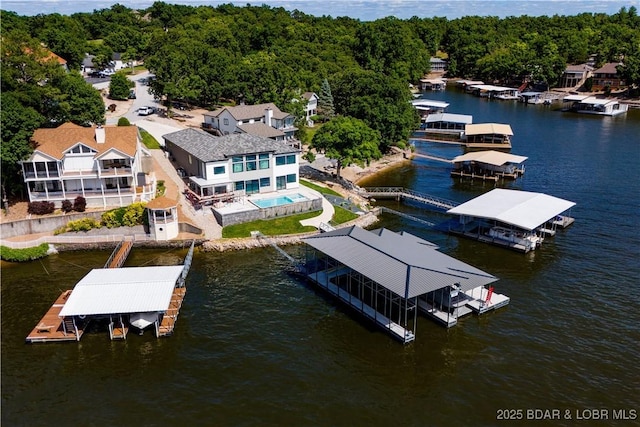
[317,78,335,120]
[311,116,381,179]
[0,92,43,197]
[109,73,133,100]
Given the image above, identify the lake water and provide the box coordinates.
[2,89,639,426]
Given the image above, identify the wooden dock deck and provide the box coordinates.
[158,287,186,337]
[26,290,84,343]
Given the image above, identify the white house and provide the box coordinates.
[163,128,301,202]
[21,123,155,208]
[302,92,319,125]
[202,103,297,142]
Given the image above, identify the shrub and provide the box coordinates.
[122,202,146,226]
[156,180,165,197]
[0,243,50,262]
[117,117,131,126]
[73,196,86,212]
[66,217,101,232]
[27,201,55,215]
[101,208,126,228]
[61,199,73,213]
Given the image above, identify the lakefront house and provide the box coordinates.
[21,123,155,208]
[163,128,301,203]
[202,103,297,142]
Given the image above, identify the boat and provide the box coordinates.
[130,312,160,331]
[561,95,628,116]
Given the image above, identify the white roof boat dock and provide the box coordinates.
[561,95,628,116]
[26,242,194,343]
[447,189,575,253]
[302,226,509,342]
[457,79,484,89]
[464,123,513,149]
[451,150,527,181]
[467,84,520,99]
[419,78,447,91]
[414,113,473,143]
[411,98,450,115]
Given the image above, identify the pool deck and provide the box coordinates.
[212,186,333,230]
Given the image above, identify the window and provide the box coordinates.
[259,153,270,169]
[259,177,270,188]
[223,118,229,126]
[246,155,256,171]
[275,155,296,166]
[276,176,286,190]
[234,181,244,191]
[246,179,259,194]
[214,166,225,175]
[286,173,296,183]
[214,185,227,194]
[232,156,243,173]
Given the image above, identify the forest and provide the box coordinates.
[1,2,639,195]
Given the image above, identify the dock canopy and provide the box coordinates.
[452,151,527,166]
[424,113,473,126]
[447,189,576,231]
[59,266,184,317]
[465,123,513,136]
[411,99,450,111]
[303,226,498,298]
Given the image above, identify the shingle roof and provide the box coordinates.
[29,123,138,160]
[237,122,285,138]
[594,62,622,74]
[163,128,299,162]
[203,103,292,121]
[303,226,498,298]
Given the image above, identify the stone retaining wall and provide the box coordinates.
[0,211,107,238]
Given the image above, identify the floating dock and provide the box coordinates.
[26,290,85,343]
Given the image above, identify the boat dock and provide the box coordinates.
[26,241,194,343]
[417,286,510,328]
[26,290,84,343]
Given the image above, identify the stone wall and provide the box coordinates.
[0,211,107,238]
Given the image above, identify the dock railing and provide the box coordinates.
[360,187,459,210]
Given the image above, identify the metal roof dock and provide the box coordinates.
[302,226,509,343]
[447,189,575,252]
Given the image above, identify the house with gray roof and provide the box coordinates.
[202,102,297,142]
[163,128,301,201]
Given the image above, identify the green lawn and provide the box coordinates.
[300,179,342,197]
[139,128,161,149]
[222,211,320,238]
[329,206,359,225]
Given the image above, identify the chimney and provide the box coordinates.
[95,125,106,144]
[264,108,273,127]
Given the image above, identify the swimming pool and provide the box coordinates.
[251,193,309,209]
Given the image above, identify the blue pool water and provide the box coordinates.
[251,193,308,208]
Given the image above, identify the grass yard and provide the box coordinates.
[222,210,320,238]
[139,128,161,149]
[329,206,359,225]
[300,179,342,197]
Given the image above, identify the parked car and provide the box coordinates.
[138,106,155,116]
[128,90,136,99]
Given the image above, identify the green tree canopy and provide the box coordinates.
[311,116,382,179]
[109,73,134,100]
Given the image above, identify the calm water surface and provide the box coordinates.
[3,90,639,426]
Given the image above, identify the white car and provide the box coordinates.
[138,106,155,116]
